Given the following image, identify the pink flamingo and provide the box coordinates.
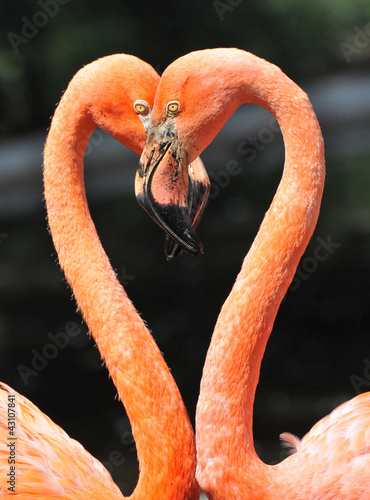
[0,54,200,499]
[137,48,370,499]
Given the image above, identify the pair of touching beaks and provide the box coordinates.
[133,99,210,261]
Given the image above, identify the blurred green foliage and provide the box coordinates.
[1,0,369,136]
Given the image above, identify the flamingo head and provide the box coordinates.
[135,49,246,255]
[72,54,160,155]
[66,53,211,260]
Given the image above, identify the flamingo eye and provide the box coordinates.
[134,100,150,116]
[166,100,181,117]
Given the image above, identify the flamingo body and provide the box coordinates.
[138,48,370,499]
[0,383,122,499]
[278,392,370,498]
[0,54,199,499]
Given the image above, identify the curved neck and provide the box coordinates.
[44,90,199,499]
[196,61,325,498]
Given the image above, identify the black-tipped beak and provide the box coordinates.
[164,157,210,260]
[135,130,205,257]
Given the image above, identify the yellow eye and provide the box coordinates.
[134,100,150,116]
[166,100,181,116]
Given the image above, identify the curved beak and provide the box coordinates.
[164,157,210,260]
[136,127,209,258]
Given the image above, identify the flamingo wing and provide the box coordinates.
[0,383,123,499]
[278,392,370,498]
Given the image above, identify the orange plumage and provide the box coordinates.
[0,383,123,499]
[138,48,370,499]
[0,54,199,499]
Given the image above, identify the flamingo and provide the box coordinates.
[0,54,201,499]
[137,48,370,499]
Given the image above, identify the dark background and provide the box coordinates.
[1,0,370,494]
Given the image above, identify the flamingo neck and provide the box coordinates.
[196,60,325,498]
[43,88,198,499]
